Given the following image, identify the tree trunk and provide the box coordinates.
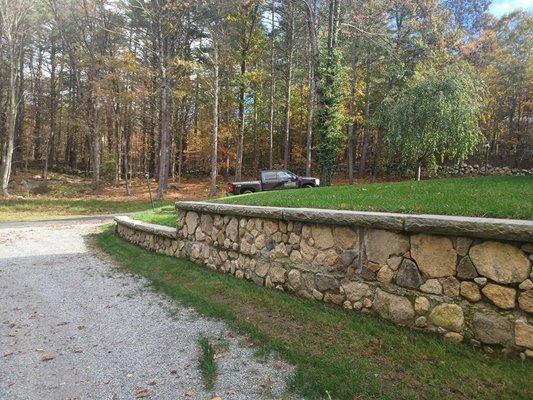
[359,67,371,178]
[268,0,276,169]
[209,40,219,197]
[283,1,294,169]
[347,49,357,184]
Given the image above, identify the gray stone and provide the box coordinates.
[411,234,456,278]
[474,277,487,286]
[441,276,460,297]
[420,279,442,294]
[372,289,415,326]
[342,281,371,302]
[456,256,478,279]
[311,225,335,249]
[395,259,423,289]
[315,273,340,292]
[472,313,512,345]
[469,241,530,284]
[341,250,358,267]
[200,213,213,235]
[455,237,473,256]
[185,211,199,235]
[364,229,409,264]
[287,269,302,290]
[225,218,239,242]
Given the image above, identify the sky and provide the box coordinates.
[489,0,533,17]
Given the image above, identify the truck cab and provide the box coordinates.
[227,170,320,195]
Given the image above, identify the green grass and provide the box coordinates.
[198,336,218,391]
[216,176,533,219]
[96,227,532,400]
[0,198,171,221]
[130,205,177,227]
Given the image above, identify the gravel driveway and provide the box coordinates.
[0,220,298,400]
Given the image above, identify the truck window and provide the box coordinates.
[262,171,277,182]
[277,171,294,181]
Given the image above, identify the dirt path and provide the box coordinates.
[0,220,298,400]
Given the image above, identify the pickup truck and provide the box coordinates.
[227,170,320,195]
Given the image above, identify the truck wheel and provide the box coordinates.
[242,189,254,194]
[302,184,313,188]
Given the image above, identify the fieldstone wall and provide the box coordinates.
[115,203,533,358]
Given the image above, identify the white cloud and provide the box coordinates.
[489,0,533,17]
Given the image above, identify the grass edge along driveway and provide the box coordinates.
[96,226,532,400]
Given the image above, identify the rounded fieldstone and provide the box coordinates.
[519,279,533,290]
[415,316,427,327]
[311,225,335,249]
[372,289,415,326]
[364,230,409,264]
[515,320,533,349]
[518,290,533,313]
[460,281,481,302]
[377,266,394,283]
[420,279,442,294]
[414,296,430,314]
[472,312,512,345]
[315,273,339,292]
[481,284,516,310]
[342,281,371,302]
[395,259,423,289]
[411,234,457,278]
[333,227,358,250]
[441,276,460,297]
[185,211,199,235]
[429,303,464,332]
[444,332,464,343]
[287,269,302,290]
[469,241,530,284]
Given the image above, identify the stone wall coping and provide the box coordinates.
[114,216,177,239]
[175,201,533,242]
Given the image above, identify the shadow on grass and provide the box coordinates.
[95,226,532,400]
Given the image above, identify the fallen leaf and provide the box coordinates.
[41,355,55,362]
[133,387,149,398]
[185,389,194,397]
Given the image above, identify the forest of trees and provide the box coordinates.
[0,0,531,197]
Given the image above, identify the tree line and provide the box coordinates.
[0,0,531,197]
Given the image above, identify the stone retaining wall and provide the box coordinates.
[115,202,533,358]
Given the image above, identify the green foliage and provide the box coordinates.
[198,336,217,391]
[101,156,117,183]
[386,62,485,174]
[316,49,346,186]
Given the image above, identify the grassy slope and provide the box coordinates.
[0,198,171,221]
[131,204,177,227]
[216,176,533,219]
[96,227,532,400]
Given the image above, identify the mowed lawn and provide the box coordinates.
[0,198,171,221]
[216,176,533,220]
[96,227,533,400]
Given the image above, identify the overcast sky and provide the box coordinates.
[489,0,533,16]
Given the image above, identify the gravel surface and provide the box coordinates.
[0,220,299,400]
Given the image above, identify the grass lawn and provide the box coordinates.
[216,176,533,220]
[130,204,177,227]
[96,226,532,400]
[0,198,171,222]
